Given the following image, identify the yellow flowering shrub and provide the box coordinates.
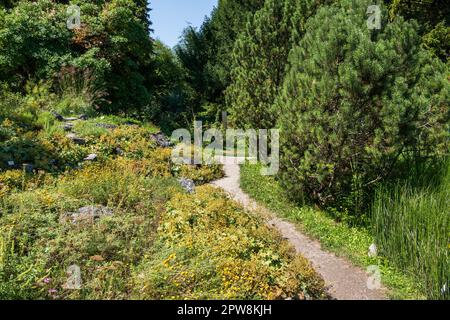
[132,186,327,300]
[56,158,179,210]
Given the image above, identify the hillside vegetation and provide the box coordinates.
[0,112,327,299]
[178,0,448,300]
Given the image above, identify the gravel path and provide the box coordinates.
[211,157,387,300]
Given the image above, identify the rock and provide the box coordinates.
[368,243,378,257]
[52,112,64,121]
[64,117,79,122]
[66,134,86,145]
[22,163,34,173]
[96,123,117,130]
[83,154,97,161]
[63,123,74,132]
[151,132,172,148]
[78,114,88,120]
[178,178,195,194]
[61,205,113,224]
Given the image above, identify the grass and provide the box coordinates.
[372,159,449,300]
[240,162,425,300]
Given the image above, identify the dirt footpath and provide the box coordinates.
[211,157,387,300]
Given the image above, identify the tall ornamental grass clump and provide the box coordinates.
[372,159,449,300]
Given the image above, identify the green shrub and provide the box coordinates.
[176,164,224,184]
[57,159,179,210]
[0,0,153,114]
[73,121,109,138]
[277,0,449,214]
[54,67,105,117]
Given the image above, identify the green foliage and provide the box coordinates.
[422,21,450,62]
[372,158,450,300]
[132,186,326,300]
[0,0,72,84]
[175,0,266,126]
[277,0,450,214]
[175,22,222,125]
[0,171,177,299]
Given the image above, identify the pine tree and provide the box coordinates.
[277,0,449,211]
[225,0,329,129]
[208,0,266,90]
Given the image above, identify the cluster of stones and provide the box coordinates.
[53,112,122,163]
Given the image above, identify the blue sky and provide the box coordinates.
[150,0,217,48]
